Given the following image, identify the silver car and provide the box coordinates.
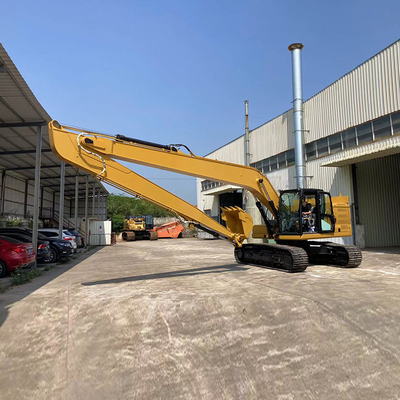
[38,228,77,253]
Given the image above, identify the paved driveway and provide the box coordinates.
[0,239,400,399]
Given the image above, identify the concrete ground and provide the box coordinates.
[0,239,400,400]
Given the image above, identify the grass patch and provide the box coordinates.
[11,269,42,286]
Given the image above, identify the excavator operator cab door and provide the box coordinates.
[278,189,335,236]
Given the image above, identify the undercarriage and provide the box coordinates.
[235,240,362,272]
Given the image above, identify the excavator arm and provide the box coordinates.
[48,121,264,246]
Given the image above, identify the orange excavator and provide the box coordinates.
[151,221,185,239]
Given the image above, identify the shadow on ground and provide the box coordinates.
[82,264,249,286]
[0,247,104,329]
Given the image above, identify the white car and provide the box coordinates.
[38,228,77,253]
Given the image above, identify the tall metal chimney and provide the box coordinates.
[244,100,250,166]
[288,43,306,188]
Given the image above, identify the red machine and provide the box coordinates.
[151,221,184,239]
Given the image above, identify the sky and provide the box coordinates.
[1,0,399,204]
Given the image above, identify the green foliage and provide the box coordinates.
[11,269,42,286]
[5,218,21,227]
[107,194,173,232]
[112,214,125,232]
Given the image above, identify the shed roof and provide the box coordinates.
[0,43,108,197]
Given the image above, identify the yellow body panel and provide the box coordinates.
[123,218,146,231]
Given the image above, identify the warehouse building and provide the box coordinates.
[0,44,109,248]
[197,40,400,248]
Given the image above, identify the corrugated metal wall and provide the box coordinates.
[305,41,400,142]
[356,153,400,247]
[206,136,244,164]
[251,111,294,161]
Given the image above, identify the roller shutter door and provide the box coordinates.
[356,153,400,247]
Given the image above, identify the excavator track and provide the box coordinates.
[306,242,362,268]
[234,243,308,273]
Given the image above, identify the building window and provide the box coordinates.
[356,122,373,145]
[270,156,278,171]
[391,111,400,135]
[373,116,391,140]
[316,137,329,157]
[249,111,400,175]
[277,153,286,169]
[329,132,342,154]
[342,128,357,149]
[261,159,270,173]
[286,149,295,166]
[306,142,317,161]
[201,180,223,192]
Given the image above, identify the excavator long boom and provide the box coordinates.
[48,121,256,246]
[49,121,280,216]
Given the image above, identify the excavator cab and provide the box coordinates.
[278,189,335,236]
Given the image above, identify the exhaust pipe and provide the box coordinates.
[288,43,306,188]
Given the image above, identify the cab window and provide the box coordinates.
[320,192,334,232]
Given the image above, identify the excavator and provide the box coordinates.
[48,120,362,272]
[122,215,158,241]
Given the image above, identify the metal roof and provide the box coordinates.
[0,43,108,197]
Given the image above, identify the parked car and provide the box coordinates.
[0,228,72,264]
[0,231,50,262]
[39,233,72,263]
[0,235,36,278]
[66,229,83,248]
[38,229,77,253]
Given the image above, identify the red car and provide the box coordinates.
[0,235,36,278]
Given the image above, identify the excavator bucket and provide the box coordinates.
[221,206,253,240]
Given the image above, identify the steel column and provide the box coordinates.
[244,100,250,166]
[40,186,44,215]
[0,171,6,214]
[52,191,56,218]
[59,162,66,238]
[32,126,43,267]
[92,185,96,216]
[85,176,89,248]
[24,180,29,217]
[74,173,79,228]
[243,100,250,212]
[97,190,101,218]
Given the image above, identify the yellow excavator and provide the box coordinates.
[48,121,362,272]
[122,215,158,241]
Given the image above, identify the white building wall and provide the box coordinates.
[305,41,400,142]
[206,135,245,163]
[251,110,294,162]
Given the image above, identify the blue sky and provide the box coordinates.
[2,0,399,204]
